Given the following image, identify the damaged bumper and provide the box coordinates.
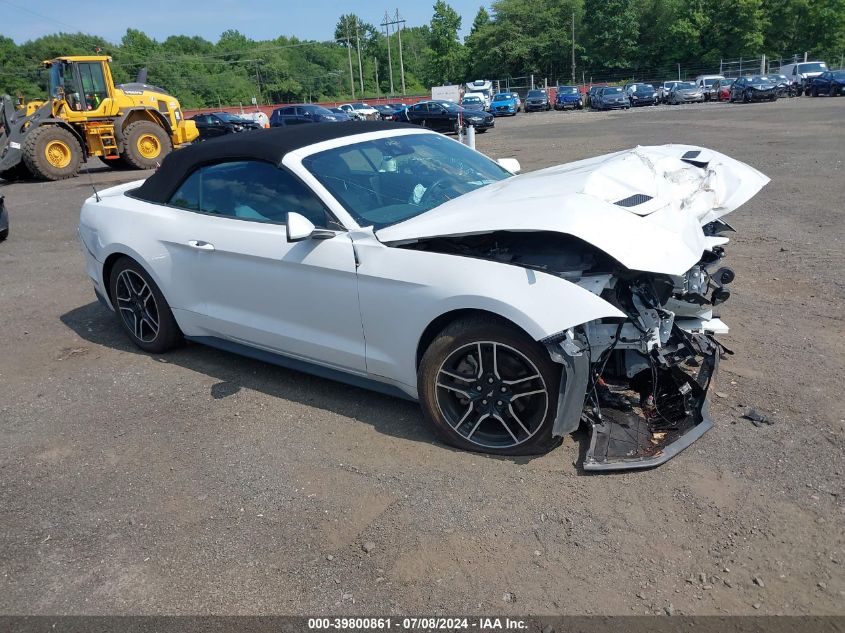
[583,330,719,471]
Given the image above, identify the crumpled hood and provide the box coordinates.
[376,144,769,276]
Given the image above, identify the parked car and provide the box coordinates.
[238,111,270,128]
[328,108,353,121]
[270,105,344,127]
[625,83,658,106]
[695,75,725,101]
[809,70,845,96]
[395,100,494,133]
[553,85,583,110]
[490,92,519,116]
[337,103,380,121]
[763,74,793,97]
[729,76,778,102]
[585,86,603,107]
[369,104,399,119]
[523,89,551,112]
[387,102,407,110]
[189,112,261,141]
[511,93,522,110]
[713,78,735,101]
[667,82,705,105]
[464,91,489,109]
[591,86,630,110]
[78,121,768,468]
[460,95,486,111]
[657,80,680,103]
[0,194,8,242]
[780,61,828,95]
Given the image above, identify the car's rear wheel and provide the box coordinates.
[418,317,562,456]
[109,256,183,353]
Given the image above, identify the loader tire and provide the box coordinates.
[0,163,32,182]
[121,121,172,170]
[22,125,83,181]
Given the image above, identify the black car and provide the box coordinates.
[371,104,401,120]
[625,83,658,106]
[190,112,262,140]
[0,194,8,242]
[591,86,630,110]
[809,70,845,96]
[395,100,494,133]
[523,89,551,112]
[328,107,354,121]
[270,105,344,127]
[729,76,778,102]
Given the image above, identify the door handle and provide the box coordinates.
[187,240,215,251]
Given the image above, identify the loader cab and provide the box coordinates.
[46,56,114,117]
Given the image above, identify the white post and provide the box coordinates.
[761,54,766,74]
[465,125,476,150]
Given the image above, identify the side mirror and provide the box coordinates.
[497,158,521,174]
[286,212,336,242]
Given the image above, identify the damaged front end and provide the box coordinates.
[547,223,736,471]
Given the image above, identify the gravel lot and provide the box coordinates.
[1,97,843,616]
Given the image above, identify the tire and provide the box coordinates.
[418,316,562,456]
[120,120,172,170]
[0,162,32,182]
[811,86,818,97]
[22,125,83,181]
[0,228,7,242]
[108,256,183,354]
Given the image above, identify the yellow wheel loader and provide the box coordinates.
[0,56,198,181]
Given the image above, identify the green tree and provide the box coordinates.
[427,0,464,84]
[582,0,640,69]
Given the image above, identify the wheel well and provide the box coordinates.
[102,252,128,300]
[415,309,534,369]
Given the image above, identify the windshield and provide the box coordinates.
[751,76,774,84]
[302,133,511,229]
[305,106,334,115]
[798,62,827,73]
[352,103,370,110]
[703,78,722,86]
[664,81,679,89]
[633,84,654,92]
[462,97,481,103]
[676,82,696,89]
[603,87,623,94]
[833,70,845,79]
[527,90,546,98]
[558,86,578,94]
[492,93,512,102]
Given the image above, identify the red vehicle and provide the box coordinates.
[714,78,735,101]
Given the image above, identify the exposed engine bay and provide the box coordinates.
[402,222,737,470]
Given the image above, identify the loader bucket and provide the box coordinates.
[0,96,52,174]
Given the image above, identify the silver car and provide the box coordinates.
[668,82,705,104]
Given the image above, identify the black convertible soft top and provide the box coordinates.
[132,120,419,204]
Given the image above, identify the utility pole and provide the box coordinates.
[374,58,380,99]
[677,63,681,81]
[355,16,364,95]
[571,11,576,85]
[395,9,406,95]
[346,24,356,100]
[254,60,262,105]
[381,12,395,95]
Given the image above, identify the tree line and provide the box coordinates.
[1,0,842,108]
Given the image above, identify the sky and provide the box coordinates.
[0,0,488,44]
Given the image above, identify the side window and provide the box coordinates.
[168,161,329,227]
[282,106,295,115]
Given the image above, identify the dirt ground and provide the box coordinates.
[0,97,843,617]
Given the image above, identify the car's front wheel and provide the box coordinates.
[418,317,562,456]
[109,256,183,353]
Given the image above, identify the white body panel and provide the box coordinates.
[377,144,769,276]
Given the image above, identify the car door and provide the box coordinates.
[164,160,366,372]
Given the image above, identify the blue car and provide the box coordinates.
[490,92,518,116]
[554,85,583,110]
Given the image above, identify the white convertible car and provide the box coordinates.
[78,121,768,470]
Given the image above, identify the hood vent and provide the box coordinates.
[681,150,709,169]
[615,193,654,208]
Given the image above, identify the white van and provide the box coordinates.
[695,75,725,101]
[780,61,828,94]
